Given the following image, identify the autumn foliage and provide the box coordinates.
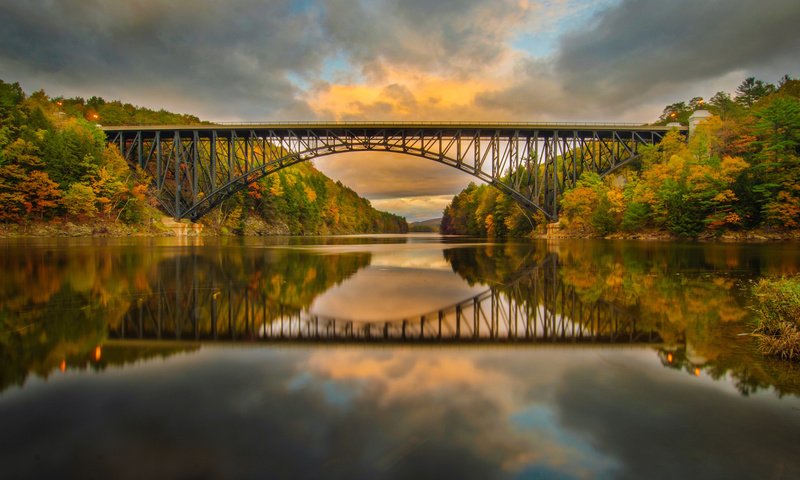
[560,76,800,237]
[0,80,156,225]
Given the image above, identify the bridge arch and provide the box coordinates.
[105,123,682,221]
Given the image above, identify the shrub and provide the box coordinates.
[751,276,800,361]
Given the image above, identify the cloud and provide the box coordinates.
[312,151,474,221]
[556,0,800,100]
[0,0,323,119]
[370,195,455,222]
[478,0,800,120]
[320,0,532,76]
[314,152,474,199]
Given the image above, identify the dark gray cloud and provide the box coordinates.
[557,0,800,101]
[478,0,800,120]
[0,0,324,119]
[320,0,530,78]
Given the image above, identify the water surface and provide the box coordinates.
[1,235,799,479]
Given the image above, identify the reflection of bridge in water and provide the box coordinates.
[110,254,660,344]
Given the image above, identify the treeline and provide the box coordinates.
[441,75,800,237]
[0,79,407,235]
[0,80,157,226]
[56,95,204,126]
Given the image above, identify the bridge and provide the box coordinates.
[103,122,685,221]
[110,253,660,345]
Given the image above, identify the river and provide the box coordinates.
[1,235,799,479]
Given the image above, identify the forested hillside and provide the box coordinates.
[441,75,800,238]
[0,79,407,235]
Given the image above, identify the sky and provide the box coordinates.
[1,0,798,221]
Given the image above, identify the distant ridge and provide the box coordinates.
[409,218,441,233]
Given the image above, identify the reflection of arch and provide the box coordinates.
[105,124,682,220]
[110,253,660,344]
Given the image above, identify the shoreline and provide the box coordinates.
[3,220,800,242]
[535,229,800,242]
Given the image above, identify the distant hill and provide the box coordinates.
[409,218,441,233]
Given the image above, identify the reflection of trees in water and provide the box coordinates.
[658,345,800,397]
[445,240,800,397]
[553,241,800,397]
[0,245,370,391]
[0,246,150,392]
[116,249,371,340]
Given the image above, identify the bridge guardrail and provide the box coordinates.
[102,120,685,129]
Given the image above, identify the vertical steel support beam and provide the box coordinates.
[192,130,199,206]
[174,131,182,219]
[136,132,143,168]
[155,132,162,189]
[210,131,217,190]
[552,131,559,218]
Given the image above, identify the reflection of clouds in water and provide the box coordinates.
[302,348,621,478]
[309,267,485,321]
[554,363,800,480]
[370,249,452,270]
[2,347,798,478]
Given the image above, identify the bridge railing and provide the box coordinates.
[102,120,682,129]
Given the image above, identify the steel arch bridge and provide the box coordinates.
[103,122,685,221]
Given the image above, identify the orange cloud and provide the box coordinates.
[307,63,516,120]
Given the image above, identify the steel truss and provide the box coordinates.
[104,124,683,220]
[110,254,659,344]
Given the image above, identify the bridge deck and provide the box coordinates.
[103,121,685,136]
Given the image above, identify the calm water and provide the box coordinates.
[1,235,799,479]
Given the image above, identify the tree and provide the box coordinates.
[63,183,98,219]
[0,139,61,221]
[735,77,776,107]
[708,91,741,120]
[18,170,62,219]
[658,101,692,124]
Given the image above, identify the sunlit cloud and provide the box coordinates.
[370,195,455,223]
[307,64,518,121]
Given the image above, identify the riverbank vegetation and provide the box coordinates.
[0,79,406,236]
[441,75,800,238]
[752,276,800,361]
